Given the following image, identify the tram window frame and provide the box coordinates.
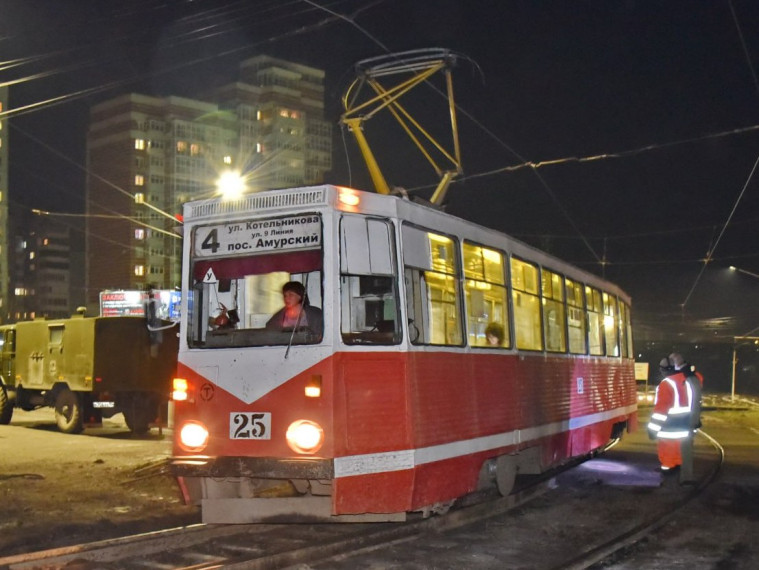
[541,268,567,353]
[463,241,510,348]
[402,224,464,347]
[511,256,543,351]
[187,212,325,348]
[565,277,587,354]
[339,215,402,345]
[603,292,620,357]
[585,286,604,356]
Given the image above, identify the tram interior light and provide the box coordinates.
[179,421,209,452]
[286,420,324,454]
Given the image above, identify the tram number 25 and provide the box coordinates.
[230,412,272,440]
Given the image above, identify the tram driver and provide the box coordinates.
[266,281,323,339]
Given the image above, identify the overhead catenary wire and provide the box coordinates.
[0,0,381,119]
[307,0,604,264]
[729,0,759,105]
[1,1,387,262]
[448,124,759,179]
[681,154,759,309]
[12,123,181,227]
[2,1,759,282]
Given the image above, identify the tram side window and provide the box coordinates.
[603,293,620,357]
[586,286,604,356]
[541,268,566,352]
[339,216,401,345]
[402,225,463,346]
[566,278,587,354]
[511,257,543,351]
[619,301,633,358]
[463,242,509,347]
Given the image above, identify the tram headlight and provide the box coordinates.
[286,420,324,454]
[178,421,209,452]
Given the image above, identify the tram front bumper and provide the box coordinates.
[170,455,334,480]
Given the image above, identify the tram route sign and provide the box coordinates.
[193,214,321,258]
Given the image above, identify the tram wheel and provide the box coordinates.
[496,455,518,496]
[55,389,84,434]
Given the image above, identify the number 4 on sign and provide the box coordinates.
[203,268,219,284]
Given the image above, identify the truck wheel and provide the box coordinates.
[0,384,13,425]
[124,394,155,435]
[55,389,84,434]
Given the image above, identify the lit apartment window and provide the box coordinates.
[134,265,145,276]
[223,155,232,164]
[43,238,49,245]
[135,175,144,186]
[190,143,200,156]
[135,229,145,240]
[176,141,187,153]
[135,139,145,150]
[279,109,299,119]
[256,143,262,153]
[29,252,35,260]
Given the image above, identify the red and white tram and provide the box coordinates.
[170,184,637,523]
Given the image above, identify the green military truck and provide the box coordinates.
[0,314,178,434]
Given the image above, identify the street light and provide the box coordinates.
[729,265,759,280]
[216,170,246,199]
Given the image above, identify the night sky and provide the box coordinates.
[3,0,759,339]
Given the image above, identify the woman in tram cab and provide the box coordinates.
[266,281,323,339]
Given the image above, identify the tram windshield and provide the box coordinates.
[188,214,323,348]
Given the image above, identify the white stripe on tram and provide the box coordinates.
[333,404,637,478]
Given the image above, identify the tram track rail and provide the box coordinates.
[554,429,724,570]
[306,429,726,570]
[0,481,553,569]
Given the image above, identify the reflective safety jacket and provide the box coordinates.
[647,371,698,440]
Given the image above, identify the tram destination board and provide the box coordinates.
[193,214,321,258]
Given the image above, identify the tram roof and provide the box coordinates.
[184,185,630,304]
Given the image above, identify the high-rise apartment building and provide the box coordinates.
[11,217,72,320]
[0,87,10,321]
[85,56,331,310]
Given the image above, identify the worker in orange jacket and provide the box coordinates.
[647,353,703,484]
